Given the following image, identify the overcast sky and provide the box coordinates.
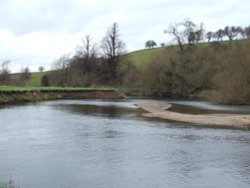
[0,0,249,72]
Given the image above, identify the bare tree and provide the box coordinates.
[74,35,98,73]
[164,20,204,51]
[184,21,204,44]
[69,35,100,86]
[20,66,31,81]
[75,35,97,59]
[164,23,184,52]
[50,54,71,86]
[0,60,11,84]
[52,54,70,70]
[101,22,125,80]
[183,20,196,44]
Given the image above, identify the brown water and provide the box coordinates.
[0,99,249,188]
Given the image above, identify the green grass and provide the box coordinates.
[23,72,46,87]
[127,39,245,69]
[128,47,166,68]
[0,85,112,91]
[11,71,46,87]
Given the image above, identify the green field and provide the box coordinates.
[127,40,241,68]
[128,47,166,68]
[23,72,47,87]
[11,71,46,87]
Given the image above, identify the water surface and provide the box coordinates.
[0,99,249,188]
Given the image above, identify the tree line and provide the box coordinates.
[42,22,130,87]
[165,20,250,49]
[124,20,250,104]
[0,60,32,85]
[0,23,129,87]
[206,25,250,42]
[145,20,250,49]
[1,20,250,104]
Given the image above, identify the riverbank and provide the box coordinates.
[0,88,124,105]
[137,102,250,130]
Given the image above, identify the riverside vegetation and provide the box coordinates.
[0,87,123,104]
[1,20,250,104]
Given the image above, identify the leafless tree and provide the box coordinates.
[69,35,100,86]
[52,54,70,71]
[164,20,204,51]
[184,21,204,44]
[164,23,184,51]
[75,35,97,59]
[50,54,71,86]
[101,22,125,80]
[19,66,31,81]
[0,60,11,84]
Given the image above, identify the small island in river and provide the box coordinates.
[137,102,250,130]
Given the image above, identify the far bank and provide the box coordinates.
[0,88,124,105]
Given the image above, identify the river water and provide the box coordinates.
[0,99,249,188]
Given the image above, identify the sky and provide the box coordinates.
[0,0,249,72]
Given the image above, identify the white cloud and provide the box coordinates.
[0,29,83,72]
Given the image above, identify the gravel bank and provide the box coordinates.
[137,102,250,130]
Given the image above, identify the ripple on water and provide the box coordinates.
[0,99,249,188]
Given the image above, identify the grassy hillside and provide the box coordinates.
[10,71,46,87]
[11,48,165,87]
[128,47,166,68]
[127,40,242,68]
[23,72,46,87]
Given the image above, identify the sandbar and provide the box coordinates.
[137,102,250,130]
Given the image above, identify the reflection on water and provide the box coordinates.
[0,99,249,188]
[58,104,139,119]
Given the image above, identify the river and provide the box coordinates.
[0,99,249,188]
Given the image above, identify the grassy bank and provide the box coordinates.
[0,87,124,105]
[0,85,112,91]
